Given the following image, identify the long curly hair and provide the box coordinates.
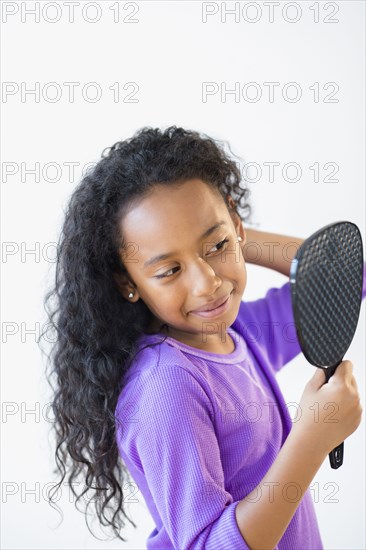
[39,125,253,542]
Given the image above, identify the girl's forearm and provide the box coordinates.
[243,228,305,277]
[235,428,326,550]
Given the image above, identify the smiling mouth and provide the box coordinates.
[189,290,233,317]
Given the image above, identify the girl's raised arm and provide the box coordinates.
[243,228,305,277]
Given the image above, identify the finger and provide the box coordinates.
[307,367,327,390]
[349,374,358,392]
[333,360,354,382]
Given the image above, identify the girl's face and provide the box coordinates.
[115,178,247,352]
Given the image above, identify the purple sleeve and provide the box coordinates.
[237,281,302,373]
[121,364,249,550]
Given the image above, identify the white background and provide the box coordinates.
[1,1,365,548]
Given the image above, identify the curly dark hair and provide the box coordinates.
[39,125,253,542]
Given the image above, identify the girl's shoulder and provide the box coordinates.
[114,339,216,435]
[117,333,210,401]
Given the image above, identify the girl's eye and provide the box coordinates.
[155,238,230,279]
[155,267,180,279]
[211,238,230,252]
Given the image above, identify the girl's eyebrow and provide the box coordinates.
[143,220,228,269]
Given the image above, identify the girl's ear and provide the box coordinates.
[112,271,139,302]
[235,222,246,250]
[227,194,236,212]
[226,195,246,246]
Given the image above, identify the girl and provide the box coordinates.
[43,126,365,549]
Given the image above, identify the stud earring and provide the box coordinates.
[128,292,134,299]
[237,236,243,242]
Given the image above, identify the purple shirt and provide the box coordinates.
[115,264,366,549]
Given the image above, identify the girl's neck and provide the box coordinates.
[145,319,235,354]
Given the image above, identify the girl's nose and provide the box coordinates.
[190,257,222,296]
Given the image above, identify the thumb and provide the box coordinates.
[307,367,326,391]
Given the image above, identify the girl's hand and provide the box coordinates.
[292,360,363,455]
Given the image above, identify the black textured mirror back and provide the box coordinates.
[289,221,364,469]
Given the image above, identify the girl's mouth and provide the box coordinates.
[189,292,232,318]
